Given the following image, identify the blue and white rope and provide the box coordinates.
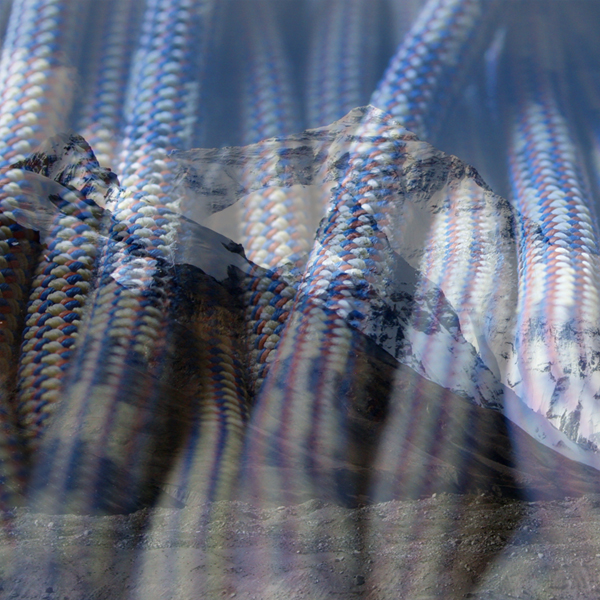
[0,0,81,508]
[31,0,211,515]
[507,27,600,445]
[371,0,486,140]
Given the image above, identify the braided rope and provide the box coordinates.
[160,271,249,505]
[15,136,118,449]
[235,0,308,399]
[507,32,600,444]
[31,0,211,515]
[419,177,517,387]
[370,0,485,140]
[0,0,78,384]
[0,0,80,509]
[242,265,298,398]
[245,114,411,504]
[238,0,308,270]
[14,0,142,449]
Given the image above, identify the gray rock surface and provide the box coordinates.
[5,493,600,599]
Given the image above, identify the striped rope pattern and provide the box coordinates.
[364,0,502,399]
[570,22,600,237]
[238,0,308,270]
[0,0,79,391]
[418,177,518,389]
[305,0,379,221]
[15,136,118,450]
[244,114,411,503]
[507,31,600,444]
[239,2,299,146]
[0,0,81,509]
[182,279,249,502]
[370,0,485,140]
[368,0,512,411]
[0,0,597,517]
[388,0,427,47]
[0,0,79,161]
[236,0,308,398]
[13,0,141,450]
[30,0,210,514]
[2,10,600,600]
[156,270,250,505]
[242,265,298,398]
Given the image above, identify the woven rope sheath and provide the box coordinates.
[0,0,598,526]
[243,114,413,505]
[29,0,211,515]
[14,136,118,453]
[0,0,82,510]
[371,0,486,140]
[506,18,600,445]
